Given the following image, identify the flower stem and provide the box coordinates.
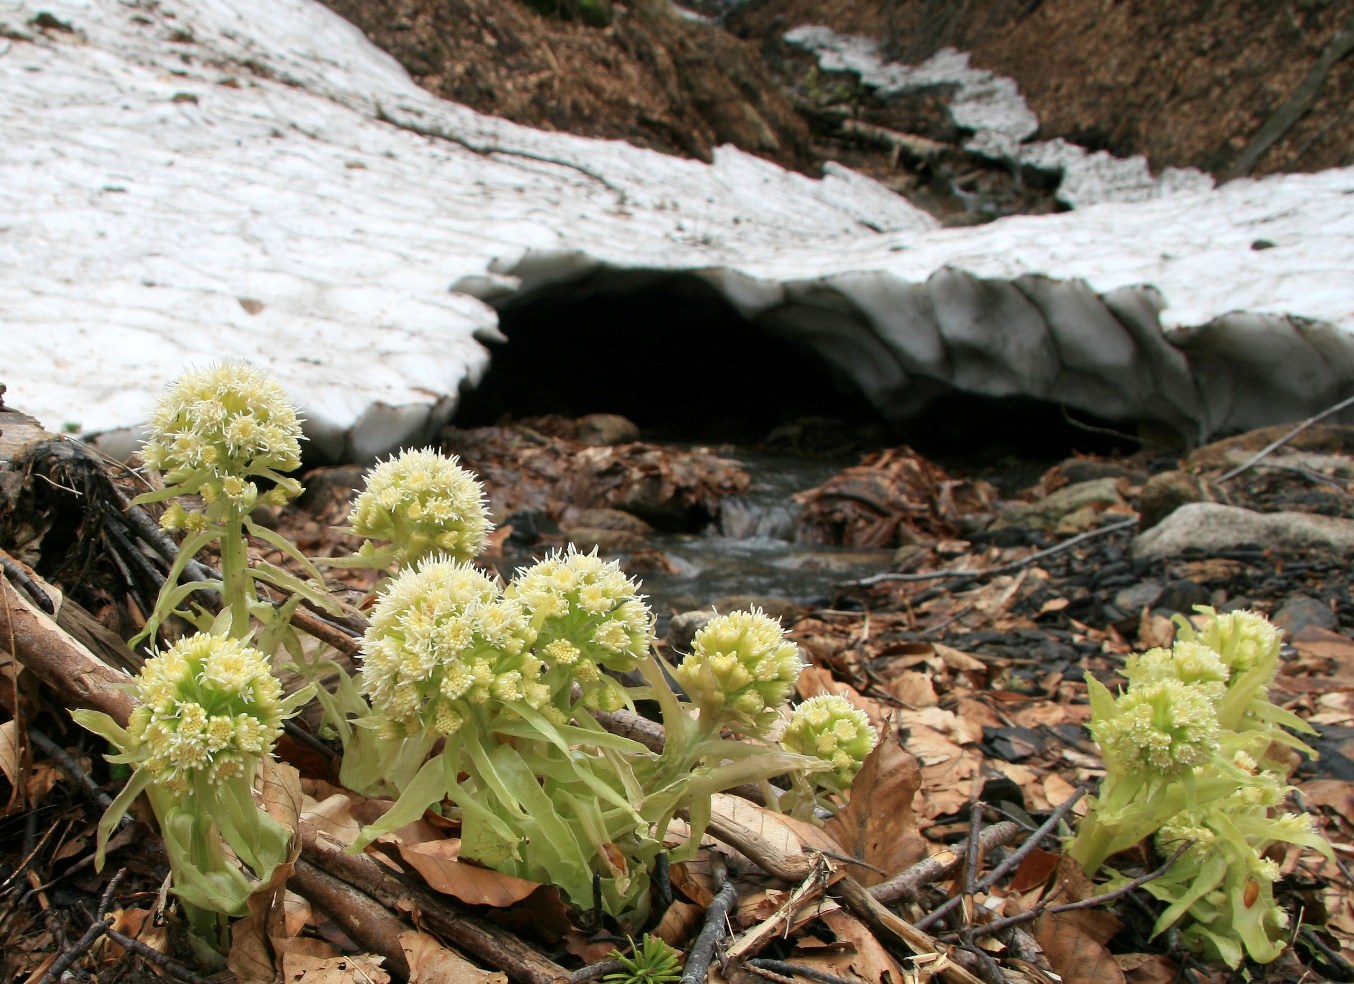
[218,504,252,638]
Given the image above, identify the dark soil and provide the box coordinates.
[317,0,1354,224]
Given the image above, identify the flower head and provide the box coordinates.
[359,557,541,735]
[140,362,304,508]
[348,448,491,568]
[1176,607,1282,684]
[1091,677,1220,778]
[675,609,802,735]
[508,547,654,711]
[1126,642,1229,698]
[780,694,877,792]
[126,633,290,790]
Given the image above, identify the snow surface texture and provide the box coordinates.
[3,0,1353,462]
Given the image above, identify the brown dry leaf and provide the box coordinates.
[885,669,939,707]
[1299,778,1354,815]
[1008,848,1061,895]
[397,835,544,908]
[788,908,906,983]
[282,952,390,983]
[824,731,926,887]
[710,792,847,859]
[1291,626,1354,663]
[1034,910,1126,984]
[299,783,364,845]
[402,929,507,984]
[1116,953,1180,984]
[652,899,703,946]
[1136,610,1176,650]
[0,720,24,813]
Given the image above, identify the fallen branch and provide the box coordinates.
[1216,390,1354,484]
[844,518,1138,588]
[299,824,569,984]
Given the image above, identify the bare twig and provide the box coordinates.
[29,725,117,813]
[844,518,1137,588]
[748,958,861,984]
[0,549,54,614]
[37,916,113,984]
[952,843,1189,940]
[869,821,1023,905]
[105,927,217,984]
[680,880,738,984]
[833,876,988,984]
[916,786,1086,931]
[1216,391,1354,484]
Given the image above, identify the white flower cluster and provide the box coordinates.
[141,362,304,514]
[675,609,803,735]
[348,448,491,568]
[127,633,286,790]
[508,547,654,711]
[359,558,545,736]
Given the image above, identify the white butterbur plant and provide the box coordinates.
[76,364,878,946]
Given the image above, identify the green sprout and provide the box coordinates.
[603,935,683,984]
[1068,606,1332,967]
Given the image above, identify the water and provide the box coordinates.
[634,449,897,623]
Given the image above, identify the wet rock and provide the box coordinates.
[576,414,641,446]
[1057,457,1148,485]
[1186,423,1354,471]
[1138,469,1211,531]
[999,476,1130,532]
[1154,579,1212,615]
[1112,579,1164,613]
[1132,502,1354,561]
[566,507,652,533]
[1271,595,1337,636]
[559,525,647,554]
[667,611,713,653]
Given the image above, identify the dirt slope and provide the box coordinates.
[321,0,1353,184]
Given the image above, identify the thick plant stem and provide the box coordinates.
[218,505,252,637]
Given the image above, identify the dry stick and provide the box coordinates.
[299,825,569,984]
[748,958,861,984]
[28,726,117,813]
[870,821,1023,905]
[845,517,1138,588]
[1216,390,1354,484]
[103,928,217,984]
[915,786,1086,932]
[290,859,413,980]
[0,572,135,724]
[833,877,988,984]
[1299,926,1354,981]
[38,917,114,984]
[952,843,1190,941]
[679,880,739,984]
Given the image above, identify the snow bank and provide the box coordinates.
[2,0,1351,460]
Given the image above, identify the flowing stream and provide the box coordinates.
[633,448,896,626]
